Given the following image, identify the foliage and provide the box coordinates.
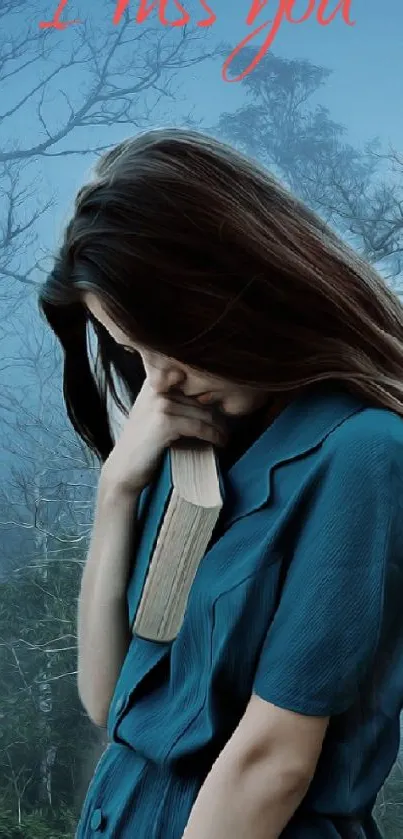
[0,804,76,839]
[374,757,403,839]
[0,554,99,834]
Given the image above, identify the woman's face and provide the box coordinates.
[84,293,270,417]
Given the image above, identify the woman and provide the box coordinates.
[38,128,403,839]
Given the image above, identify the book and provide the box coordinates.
[128,439,223,643]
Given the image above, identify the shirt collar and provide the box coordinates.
[218,383,366,528]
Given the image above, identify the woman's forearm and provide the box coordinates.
[181,756,308,839]
[181,717,310,839]
[77,471,140,728]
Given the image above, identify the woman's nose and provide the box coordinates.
[148,367,185,394]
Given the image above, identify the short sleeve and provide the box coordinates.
[252,426,397,717]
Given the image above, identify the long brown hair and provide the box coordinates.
[38,127,403,463]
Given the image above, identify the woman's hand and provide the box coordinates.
[102,379,227,494]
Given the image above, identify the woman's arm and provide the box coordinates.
[78,338,138,727]
[182,420,398,838]
[181,695,328,839]
[77,473,140,728]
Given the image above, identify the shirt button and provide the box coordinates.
[115,696,125,713]
[90,808,106,831]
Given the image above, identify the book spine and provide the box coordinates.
[133,501,220,642]
[125,450,173,631]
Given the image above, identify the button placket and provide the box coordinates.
[108,693,129,742]
[115,695,125,714]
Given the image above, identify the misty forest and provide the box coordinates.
[0,2,402,837]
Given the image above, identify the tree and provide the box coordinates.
[0,320,102,831]
[0,551,95,834]
[1,1,220,284]
[213,48,403,288]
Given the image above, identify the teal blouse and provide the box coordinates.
[79,384,403,838]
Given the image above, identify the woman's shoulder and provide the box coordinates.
[320,398,403,478]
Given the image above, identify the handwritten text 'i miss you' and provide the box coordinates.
[39,1,356,82]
